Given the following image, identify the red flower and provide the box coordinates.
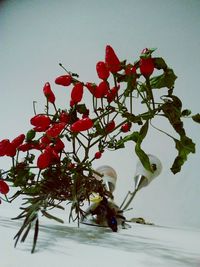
[43,82,56,104]
[71,82,83,104]
[55,75,72,86]
[96,61,110,80]
[0,180,9,195]
[105,45,121,73]
[70,118,93,132]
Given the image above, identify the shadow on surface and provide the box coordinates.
[0,216,199,266]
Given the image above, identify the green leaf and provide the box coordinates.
[181,109,192,117]
[76,104,88,114]
[122,113,143,125]
[150,68,177,89]
[26,129,36,142]
[162,96,185,136]
[92,121,104,136]
[135,121,152,172]
[135,145,152,171]
[31,218,39,253]
[115,131,139,149]
[171,136,195,174]
[140,48,157,58]
[154,57,168,70]
[124,76,136,97]
[41,210,64,224]
[20,222,32,242]
[192,113,200,123]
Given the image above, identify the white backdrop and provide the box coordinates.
[0,0,200,228]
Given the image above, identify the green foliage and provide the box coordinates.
[171,136,195,174]
[192,113,200,123]
[150,68,177,89]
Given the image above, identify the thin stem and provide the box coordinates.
[145,77,155,109]
[53,103,58,113]
[136,84,152,112]
[150,120,175,140]
[130,90,133,114]
[121,189,138,211]
[33,101,37,115]
[36,170,41,182]
[59,63,79,83]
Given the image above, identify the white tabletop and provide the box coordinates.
[1,214,200,267]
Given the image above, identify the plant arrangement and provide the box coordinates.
[0,45,199,253]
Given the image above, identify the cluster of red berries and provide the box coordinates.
[0,45,156,203]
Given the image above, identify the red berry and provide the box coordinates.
[11,134,25,148]
[105,120,115,133]
[53,138,65,152]
[45,146,60,163]
[46,122,66,138]
[139,58,154,77]
[37,152,52,169]
[18,143,33,152]
[5,142,17,157]
[107,86,119,103]
[55,75,72,86]
[121,122,132,132]
[71,82,83,104]
[125,64,137,76]
[30,115,51,129]
[96,61,110,80]
[0,180,9,195]
[85,82,97,95]
[105,45,121,73]
[59,111,70,124]
[68,162,75,170]
[40,135,51,146]
[0,139,10,156]
[70,118,93,132]
[43,82,56,104]
[95,81,109,98]
[95,151,102,159]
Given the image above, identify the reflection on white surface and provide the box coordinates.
[0,216,200,267]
